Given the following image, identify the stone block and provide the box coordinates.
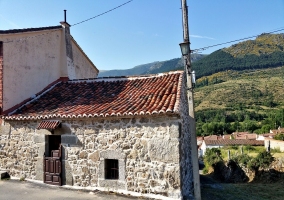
[61,135,77,145]
[35,159,43,181]
[33,134,45,143]
[62,160,73,185]
[84,129,96,134]
[169,122,180,138]
[38,144,46,158]
[118,159,126,180]
[89,151,99,162]
[0,125,10,135]
[100,150,125,159]
[61,145,68,160]
[149,138,179,163]
[79,151,87,159]
[36,129,52,135]
[98,179,126,190]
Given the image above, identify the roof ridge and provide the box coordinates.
[68,70,184,83]
[0,25,62,34]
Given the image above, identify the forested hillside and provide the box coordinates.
[194,67,284,136]
[188,33,284,78]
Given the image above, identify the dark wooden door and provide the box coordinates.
[43,145,62,186]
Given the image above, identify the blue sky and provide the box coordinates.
[0,0,283,71]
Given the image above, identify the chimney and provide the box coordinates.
[64,10,67,23]
[60,9,70,28]
[60,10,75,79]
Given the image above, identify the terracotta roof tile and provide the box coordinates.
[37,120,61,130]
[3,71,184,120]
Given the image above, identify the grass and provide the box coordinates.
[201,183,284,200]
[220,146,268,161]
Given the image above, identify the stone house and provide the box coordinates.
[0,21,199,199]
[0,70,197,199]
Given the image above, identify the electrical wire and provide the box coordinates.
[192,28,284,53]
[72,0,133,26]
[2,0,134,44]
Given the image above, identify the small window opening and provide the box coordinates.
[105,159,119,179]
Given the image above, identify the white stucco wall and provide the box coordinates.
[0,27,98,112]
[265,139,284,152]
[1,28,66,111]
[200,141,224,156]
[71,38,98,79]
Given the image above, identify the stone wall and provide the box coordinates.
[179,76,195,199]
[0,115,191,199]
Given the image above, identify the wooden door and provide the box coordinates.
[43,145,62,186]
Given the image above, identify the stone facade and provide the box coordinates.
[0,115,194,199]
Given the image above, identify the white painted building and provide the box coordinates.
[0,21,98,114]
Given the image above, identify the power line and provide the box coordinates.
[2,0,134,44]
[192,28,284,53]
[72,0,134,26]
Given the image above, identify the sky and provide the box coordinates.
[0,0,283,71]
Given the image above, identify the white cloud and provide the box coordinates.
[0,14,21,29]
[190,34,216,40]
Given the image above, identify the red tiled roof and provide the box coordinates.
[204,139,264,146]
[3,71,184,120]
[204,135,222,140]
[37,120,61,130]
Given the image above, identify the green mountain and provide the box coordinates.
[190,33,284,78]
[98,54,205,77]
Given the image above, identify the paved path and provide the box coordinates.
[0,179,137,200]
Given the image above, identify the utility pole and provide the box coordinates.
[180,0,201,199]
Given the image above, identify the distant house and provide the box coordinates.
[0,21,199,199]
[231,132,257,140]
[270,127,284,134]
[200,139,264,156]
[257,133,276,140]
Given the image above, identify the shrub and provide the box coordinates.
[203,148,224,174]
[227,145,238,150]
[204,148,223,167]
[244,145,255,151]
[274,133,284,141]
[248,150,274,172]
[232,154,252,167]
